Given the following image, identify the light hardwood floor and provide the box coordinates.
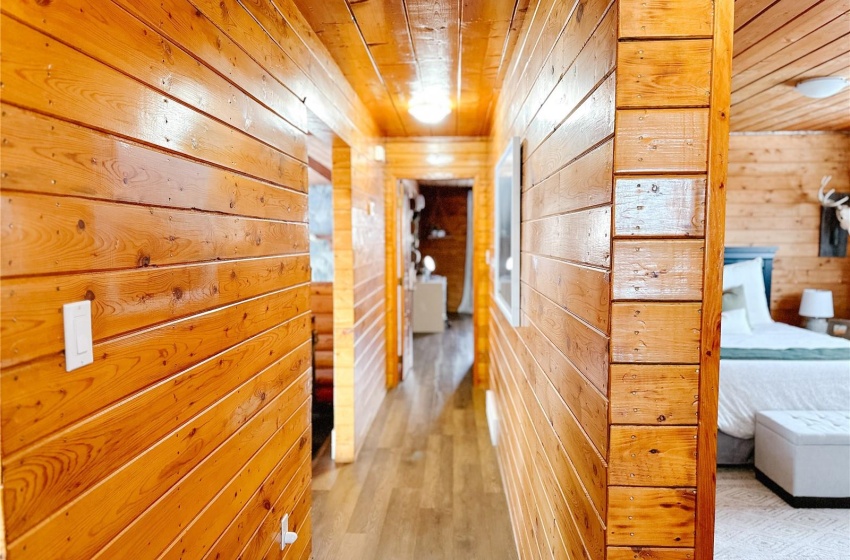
[311,316,519,559]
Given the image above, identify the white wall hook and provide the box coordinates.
[281,514,298,550]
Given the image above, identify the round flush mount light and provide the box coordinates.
[408,94,452,124]
[794,76,849,99]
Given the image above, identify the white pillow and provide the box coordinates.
[722,257,773,325]
[721,308,753,335]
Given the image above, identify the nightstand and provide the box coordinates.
[827,319,850,340]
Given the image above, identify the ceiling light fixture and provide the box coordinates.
[408,94,452,124]
[794,77,849,99]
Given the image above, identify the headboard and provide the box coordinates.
[723,246,779,310]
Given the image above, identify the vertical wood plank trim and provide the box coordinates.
[333,141,356,463]
[385,171,400,388]
[695,1,734,558]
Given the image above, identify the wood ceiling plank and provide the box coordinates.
[732,10,850,92]
[779,96,850,130]
[734,0,822,57]
[736,92,850,131]
[733,0,849,74]
[731,34,850,105]
[731,59,850,126]
[457,0,520,135]
[731,0,850,131]
[292,0,407,135]
[734,0,779,30]
[349,0,418,133]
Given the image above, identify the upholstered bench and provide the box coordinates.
[755,410,850,508]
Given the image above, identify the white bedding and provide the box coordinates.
[719,322,850,439]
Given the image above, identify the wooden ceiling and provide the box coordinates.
[292,0,529,137]
[731,0,850,132]
[295,0,848,136]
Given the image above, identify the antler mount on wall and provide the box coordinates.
[818,175,849,257]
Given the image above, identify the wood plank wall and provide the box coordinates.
[418,185,471,312]
[726,132,850,324]
[0,0,382,556]
[312,282,334,404]
[490,0,618,556]
[488,0,733,558]
[331,142,387,463]
[384,138,492,387]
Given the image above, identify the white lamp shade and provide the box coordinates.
[423,255,436,272]
[799,289,834,318]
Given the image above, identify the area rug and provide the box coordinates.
[715,467,850,559]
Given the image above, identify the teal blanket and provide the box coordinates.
[721,347,850,360]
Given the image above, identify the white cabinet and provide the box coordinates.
[413,275,447,333]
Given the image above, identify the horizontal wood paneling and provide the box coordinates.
[614,176,707,238]
[612,240,705,301]
[608,549,695,560]
[607,487,696,547]
[619,0,713,39]
[608,426,698,487]
[521,253,610,332]
[332,142,387,463]
[489,0,616,557]
[521,206,612,267]
[1,0,383,556]
[617,40,713,108]
[609,365,700,426]
[726,132,850,324]
[611,303,702,364]
[608,3,729,558]
[614,109,709,174]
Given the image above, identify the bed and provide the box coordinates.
[717,247,850,464]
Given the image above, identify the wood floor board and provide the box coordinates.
[311,316,517,560]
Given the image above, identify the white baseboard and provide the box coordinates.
[485,390,499,446]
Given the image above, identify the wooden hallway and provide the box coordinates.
[311,316,517,560]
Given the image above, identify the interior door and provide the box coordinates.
[398,181,415,381]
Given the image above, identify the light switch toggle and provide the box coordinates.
[63,300,94,372]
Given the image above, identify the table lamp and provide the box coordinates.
[799,289,834,333]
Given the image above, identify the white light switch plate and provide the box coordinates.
[63,300,93,372]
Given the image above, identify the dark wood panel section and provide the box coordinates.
[726,132,850,323]
[418,185,470,312]
[0,0,385,557]
[312,282,334,404]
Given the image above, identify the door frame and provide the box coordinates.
[383,138,492,389]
